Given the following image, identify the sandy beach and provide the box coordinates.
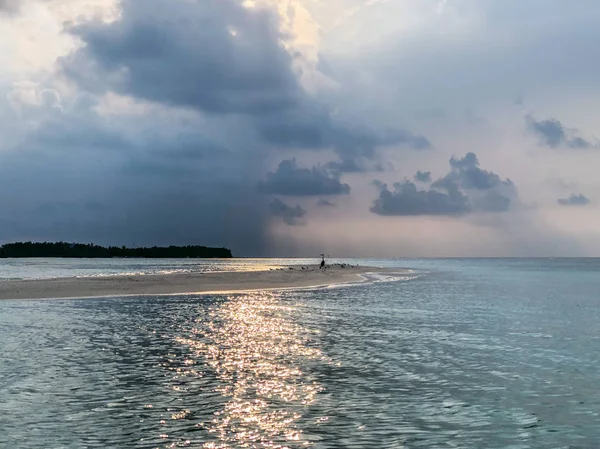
[0,265,394,300]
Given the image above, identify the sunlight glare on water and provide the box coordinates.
[175,292,328,448]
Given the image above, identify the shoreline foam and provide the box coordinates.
[0,265,406,300]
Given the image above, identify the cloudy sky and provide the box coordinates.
[1,0,600,256]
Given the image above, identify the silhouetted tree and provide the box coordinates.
[0,242,233,258]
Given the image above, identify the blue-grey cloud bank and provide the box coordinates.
[1,0,600,256]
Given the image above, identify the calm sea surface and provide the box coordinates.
[1,258,599,448]
[0,258,330,280]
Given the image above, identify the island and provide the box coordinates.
[0,242,233,259]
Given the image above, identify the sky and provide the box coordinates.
[1,0,600,257]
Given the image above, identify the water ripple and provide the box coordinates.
[2,258,600,448]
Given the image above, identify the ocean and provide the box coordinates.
[1,258,599,448]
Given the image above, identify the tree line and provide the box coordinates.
[0,242,233,258]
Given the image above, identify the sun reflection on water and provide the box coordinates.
[176,292,327,448]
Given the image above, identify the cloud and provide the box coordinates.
[526,116,596,150]
[322,157,391,174]
[258,159,351,196]
[60,0,429,173]
[4,0,426,256]
[371,180,471,216]
[0,82,273,255]
[414,170,432,183]
[256,106,431,162]
[317,198,336,207]
[323,158,366,174]
[0,0,18,13]
[472,191,512,212]
[558,193,590,206]
[371,153,516,216]
[339,1,600,119]
[3,0,600,257]
[62,0,301,115]
[442,153,517,211]
[432,152,514,192]
[268,198,307,225]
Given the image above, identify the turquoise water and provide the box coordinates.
[1,259,599,448]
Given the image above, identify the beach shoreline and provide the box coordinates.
[0,265,403,300]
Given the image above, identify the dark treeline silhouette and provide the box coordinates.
[0,242,233,258]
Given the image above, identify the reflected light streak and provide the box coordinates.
[176,292,328,448]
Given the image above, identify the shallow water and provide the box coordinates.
[0,257,328,280]
[1,258,599,448]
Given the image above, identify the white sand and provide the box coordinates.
[0,265,397,300]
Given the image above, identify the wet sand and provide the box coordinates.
[0,265,394,300]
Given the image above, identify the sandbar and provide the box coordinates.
[0,265,401,300]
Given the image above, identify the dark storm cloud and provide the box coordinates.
[61,0,430,187]
[22,95,133,151]
[4,0,385,256]
[257,107,431,159]
[371,180,471,216]
[526,116,596,149]
[371,153,516,216]
[433,152,513,191]
[558,193,590,206]
[8,0,358,255]
[258,159,351,196]
[0,150,272,255]
[62,0,301,115]
[0,90,272,255]
[414,171,432,183]
[66,0,422,156]
[448,152,479,170]
[268,198,307,225]
[317,198,335,207]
